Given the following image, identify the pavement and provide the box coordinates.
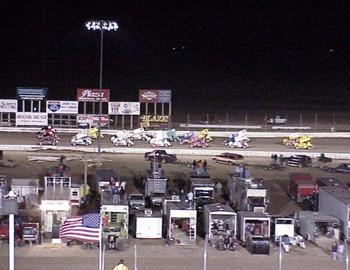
[0,239,347,270]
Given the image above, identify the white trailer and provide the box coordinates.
[272,217,295,243]
[41,186,71,240]
[132,210,163,239]
[203,203,237,244]
[166,202,197,245]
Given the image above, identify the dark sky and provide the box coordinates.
[0,1,349,112]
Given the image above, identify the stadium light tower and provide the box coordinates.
[85,20,118,163]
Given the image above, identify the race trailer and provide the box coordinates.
[229,177,267,213]
[190,176,215,200]
[145,169,168,206]
[203,203,237,245]
[130,209,163,239]
[238,211,271,255]
[288,173,318,204]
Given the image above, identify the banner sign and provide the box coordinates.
[46,100,79,114]
[108,102,140,115]
[140,115,169,123]
[0,99,17,113]
[158,90,172,103]
[16,87,47,100]
[76,89,110,102]
[77,114,109,127]
[139,90,159,103]
[139,89,171,103]
[16,112,48,126]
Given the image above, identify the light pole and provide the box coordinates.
[85,20,118,164]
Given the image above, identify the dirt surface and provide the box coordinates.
[1,150,350,216]
[1,150,350,270]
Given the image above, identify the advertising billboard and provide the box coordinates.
[139,90,159,103]
[16,112,48,126]
[76,89,110,102]
[46,101,79,114]
[16,87,48,100]
[108,102,140,115]
[0,99,17,113]
[77,114,109,127]
[139,89,171,103]
[158,90,172,103]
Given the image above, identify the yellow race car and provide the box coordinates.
[87,126,104,139]
[197,128,213,142]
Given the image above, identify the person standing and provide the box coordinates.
[113,259,128,270]
[203,160,208,175]
[187,190,194,209]
[331,241,338,260]
[192,160,197,174]
[337,241,344,261]
[179,189,186,209]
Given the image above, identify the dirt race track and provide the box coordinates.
[1,133,350,270]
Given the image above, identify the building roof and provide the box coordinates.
[204,203,236,215]
[297,211,339,223]
[238,211,270,219]
[320,186,350,205]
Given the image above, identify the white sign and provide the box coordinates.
[46,100,79,114]
[108,102,140,115]
[16,112,48,126]
[0,99,17,113]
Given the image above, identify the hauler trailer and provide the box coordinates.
[130,209,162,239]
[101,204,129,240]
[238,211,271,255]
[203,203,237,245]
[165,202,197,245]
[228,177,267,213]
[288,173,318,204]
[271,217,295,244]
[190,176,215,200]
[145,168,168,206]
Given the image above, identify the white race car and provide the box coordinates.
[149,138,171,148]
[71,135,93,146]
[111,136,134,147]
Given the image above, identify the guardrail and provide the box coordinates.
[1,144,350,159]
[272,126,311,130]
[1,127,350,138]
[179,123,262,129]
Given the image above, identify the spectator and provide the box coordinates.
[187,190,194,208]
[278,154,284,165]
[203,160,208,175]
[113,259,128,270]
[192,160,197,174]
[331,241,338,260]
[179,189,186,209]
[216,182,223,195]
[337,241,344,261]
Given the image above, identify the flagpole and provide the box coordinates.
[99,211,103,270]
[134,244,138,270]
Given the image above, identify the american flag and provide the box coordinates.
[59,213,101,243]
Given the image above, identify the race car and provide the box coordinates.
[149,138,172,148]
[37,126,59,146]
[71,135,93,146]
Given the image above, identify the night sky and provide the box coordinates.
[0,1,349,112]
